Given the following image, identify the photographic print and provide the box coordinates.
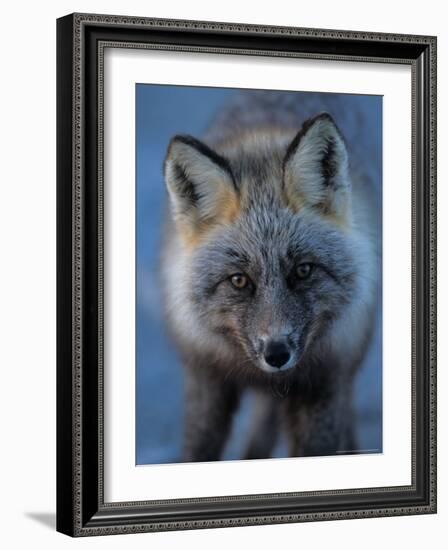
[136,86,383,465]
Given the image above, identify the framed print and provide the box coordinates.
[56,13,437,536]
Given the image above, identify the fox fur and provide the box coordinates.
[161,91,380,462]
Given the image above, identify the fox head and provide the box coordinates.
[163,113,370,375]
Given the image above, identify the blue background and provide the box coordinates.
[136,85,382,464]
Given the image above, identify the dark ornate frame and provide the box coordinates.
[56,13,437,537]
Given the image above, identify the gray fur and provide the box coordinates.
[161,92,380,462]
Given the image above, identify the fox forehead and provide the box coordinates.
[217,131,289,207]
[191,207,357,286]
[216,130,290,181]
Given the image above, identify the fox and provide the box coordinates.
[161,90,380,462]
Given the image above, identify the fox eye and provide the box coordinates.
[296,263,314,280]
[230,273,249,289]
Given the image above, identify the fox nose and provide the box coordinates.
[263,340,291,368]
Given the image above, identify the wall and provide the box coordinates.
[0,1,445,548]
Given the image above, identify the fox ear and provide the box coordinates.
[164,135,239,238]
[283,113,351,222]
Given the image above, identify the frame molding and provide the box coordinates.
[57,12,437,536]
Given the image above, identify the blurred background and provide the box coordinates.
[136,85,382,465]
